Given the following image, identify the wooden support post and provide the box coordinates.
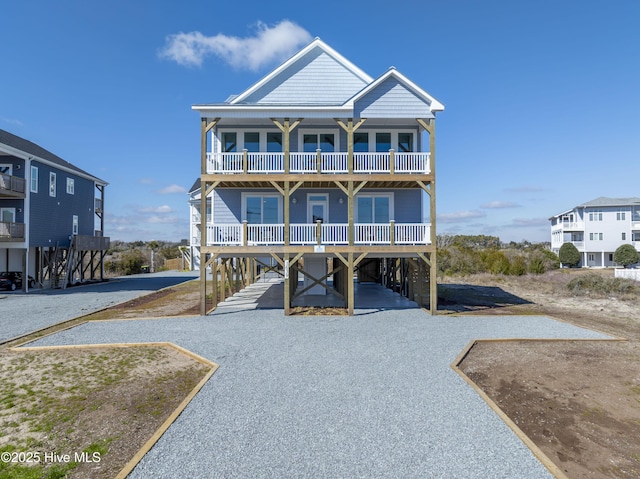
[219,259,227,303]
[243,149,248,174]
[316,149,322,174]
[389,149,395,174]
[348,252,354,315]
[211,257,218,311]
[242,221,248,246]
[284,181,290,247]
[390,220,395,246]
[284,254,290,316]
[316,220,322,245]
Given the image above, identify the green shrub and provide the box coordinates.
[118,250,146,275]
[482,250,511,275]
[527,252,547,274]
[614,244,640,268]
[510,256,527,276]
[567,272,638,297]
[540,249,560,270]
[559,243,581,267]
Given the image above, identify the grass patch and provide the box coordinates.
[0,345,211,478]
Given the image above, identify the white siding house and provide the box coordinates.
[550,197,640,267]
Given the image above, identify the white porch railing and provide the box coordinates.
[206,151,430,174]
[246,224,284,245]
[206,223,430,246]
[207,224,242,245]
[394,223,431,244]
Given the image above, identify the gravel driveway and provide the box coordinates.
[26,307,610,478]
[0,271,197,343]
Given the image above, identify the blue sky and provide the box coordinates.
[2,0,639,243]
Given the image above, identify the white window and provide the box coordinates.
[617,212,626,221]
[242,194,282,224]
[66,178,74,194]
[217,130,283,152]
[589,211,602,221]
[31,166,38,193]
[355,193,393,223]
[622,232,626,240]
[302,132,338,152]
[72,215,79,235]
[49,172,56,197]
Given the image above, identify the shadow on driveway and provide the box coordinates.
[438,283,532,313]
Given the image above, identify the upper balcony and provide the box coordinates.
[206,151,431,176]
[0,173,26,198]
[0,222,25,242]
[551,221,585,233]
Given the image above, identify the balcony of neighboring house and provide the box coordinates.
[192,211,212,226]
[94,197,103,214]
[551,220,585,233]
[206,222,431,247]
[0,172,26,198]
[205,151,431,175]
[0,221,25,241]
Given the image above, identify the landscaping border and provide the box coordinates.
[13,341,218,479]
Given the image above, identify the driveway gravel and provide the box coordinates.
[0,271,197,342]
[26,305,610,478]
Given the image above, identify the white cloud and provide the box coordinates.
[506,218,550,228]
[437,210,486,223]
[159,20,312,70]
[137,205,174,214]
[1,117,24,127]
[157,184,186,194]
[481,201,521,209]
[147,215,182,224]
[139,178,154,185]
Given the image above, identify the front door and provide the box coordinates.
[307,194,328,223]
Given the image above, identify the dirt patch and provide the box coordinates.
[459,340,640,479]
[445,270,640,478]
[0,345,212,479]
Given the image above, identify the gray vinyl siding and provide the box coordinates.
[354,77,433,118]
[393,190,422,223]
[213,189,242,223]
[241,48,368,105]
[28,161,96,247]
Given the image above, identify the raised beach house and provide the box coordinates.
[191,38,443,314]
[0,129,109,290]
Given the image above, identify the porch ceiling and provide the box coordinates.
[202,174,433,189]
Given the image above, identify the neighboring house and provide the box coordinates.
[191,38,444,315]
[0,129,110,289]
[187,178,206,271]
[550,197,640,267]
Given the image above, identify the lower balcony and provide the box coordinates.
[0,222,25,241]
[205,223,431,246]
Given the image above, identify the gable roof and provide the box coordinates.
[230,38,373,106]
[193,38,444,118]
[0,129,106,184]
[347,68,444,112]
